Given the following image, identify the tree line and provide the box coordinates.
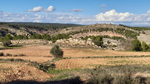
[132,39,150,51]
[0,34,70,43]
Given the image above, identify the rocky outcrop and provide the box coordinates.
[11,39,52,45]
[55,38,99,48]
[0,25,30,35]
[71,31,126,39]
[103,38,124,50]
[137,34,150,44]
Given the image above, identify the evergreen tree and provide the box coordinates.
[132,39,142,51]
[141,42,149,51]
[50,45,63,58]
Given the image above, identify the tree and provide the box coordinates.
[92,36,103,47]
[4,34,13,40]
[42,34,51,40]
[141,42,149,51]
[2,40,12,47]
[132,39,142,51]
[50,45,63,58]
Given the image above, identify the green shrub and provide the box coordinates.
[6,53,12,56]
[0,52,4,56]
[93,36,103,47]
[114,72,134,84]
[2,40,12,47]
[142,42,149,51]
[132,39,142,51]
[87,68,114,84]
[18,54,26,56]
[50,45,63,58]
[87,74,114,84]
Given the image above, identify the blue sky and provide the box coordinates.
[0,0,150,26]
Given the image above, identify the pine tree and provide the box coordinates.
[132,39,142,51]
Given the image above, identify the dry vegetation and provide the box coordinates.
[0,61,52,83]
[1,44,150,83]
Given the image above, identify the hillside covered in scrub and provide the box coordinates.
[0,22,150,50]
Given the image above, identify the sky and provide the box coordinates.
[0,0,150,26]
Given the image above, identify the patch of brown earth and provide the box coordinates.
[0,62,53,83]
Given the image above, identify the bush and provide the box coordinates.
[6,53,12,56]
[114,71,134,84]
[68,76,83,84]
[87,74,114,84]
[0,52,4,56]
[142,42,149,51]
[132,39,142,51]
[50,45,63,58]
[2,40,12,47]
[87,68,114,84]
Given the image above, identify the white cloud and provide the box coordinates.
[147,10,150,14]
[96,9,134,22]
[28,5,55,12]
[28,6,43,12]
[2,9,150,26]
[95,9,150,26]
[100,4,106,7]
[45,6,56,12]
[71,9,83,12]
[34,20,42,23]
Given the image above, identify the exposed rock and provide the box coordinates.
[137,34,150,44]
[103,38,124,50]
[71,31,126,39]
[55,38,99,48]
[0,26,30,35]
[11,39,52,45]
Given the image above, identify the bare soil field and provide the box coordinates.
[55,57,150,69]
[0,45,53,63]
[1,44,150,82]
[0,44,150,63]
[1,44,150,69]
[0,61,52,83]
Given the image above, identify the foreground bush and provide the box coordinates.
[86,67,150,84]
[87,69,114,84]
[50,45,63,58]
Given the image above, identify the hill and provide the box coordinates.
[0,22,150,50]
[0,22,81,36]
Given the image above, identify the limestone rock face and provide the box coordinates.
[137,34,150,44]
[103,38,124,50]
[11,39,52,45]
[55,38,98,48]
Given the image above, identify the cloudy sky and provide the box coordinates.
[0,0,150,26]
